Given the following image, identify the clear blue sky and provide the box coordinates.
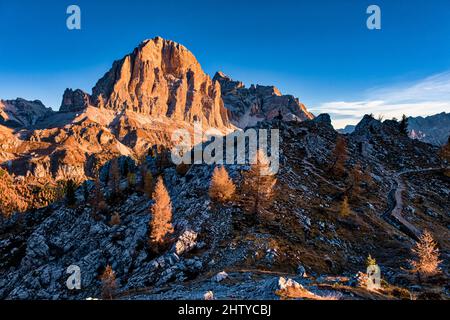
[1,0,450,127]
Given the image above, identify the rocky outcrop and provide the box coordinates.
[59,89,91,113]
[213,71,314,128]
[0,98,53,128]
[91,37,230,129]
[408,112,450,146]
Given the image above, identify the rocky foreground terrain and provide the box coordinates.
[0,114,448,300]
[0,37,449,300]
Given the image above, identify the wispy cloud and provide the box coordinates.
[311,72,450,129]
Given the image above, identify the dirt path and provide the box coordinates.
[382,167,444,240]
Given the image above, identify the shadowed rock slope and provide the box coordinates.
[0,116,448,300]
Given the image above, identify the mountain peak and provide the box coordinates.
[0,98,53,128]
[91,37,230,128]
[60,88,90,113]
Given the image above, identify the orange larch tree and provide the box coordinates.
[209,166,236,203]
[149,176,174,245]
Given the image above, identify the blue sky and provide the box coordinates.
[1,0,450,127]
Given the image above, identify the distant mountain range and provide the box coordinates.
[408,112,450,146]
[338,112,450,146]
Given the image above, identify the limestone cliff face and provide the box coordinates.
[91,37,230,128]
[60,89,91,113]
[213,71,314,128]
[0,98,53,128]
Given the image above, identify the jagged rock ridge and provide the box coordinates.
[408,112,450,146]
[0,99,53,128]
[213,71,314,128]
[90,37,230,129]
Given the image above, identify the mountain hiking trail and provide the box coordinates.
[382,167,445,240]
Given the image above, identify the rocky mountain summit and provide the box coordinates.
[0,37,315,185]
[60,89,91,113]
[0,37,448,300]
[0,115,448,300]
[89,37,230,129]
[214,71,313,128]
[338,112,450,146]
[408,112,450,146]
[0,98,53,128]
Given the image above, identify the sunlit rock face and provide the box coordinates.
[59,89,91,113]
[0,98,53,128]
[91,36,230,129]
[213,71,314,128]
[408,112,450,146]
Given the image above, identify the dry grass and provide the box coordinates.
[276,284,340,301]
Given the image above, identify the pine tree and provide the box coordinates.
[332,135,348,177]
[399,114,409,136]
[100,265,117,300]
[149,177,174,245]
[410,230,442,277]
[65,179,76,206]
[340,196,351,217]
[242,150,277,216]
[209,166,236,203]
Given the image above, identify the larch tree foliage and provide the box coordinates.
[409,230,442,278]
[332,135,348,177]
[242,149,277,216]
[209,166,236,203]
[149,176,174,245]
[100,265,117,300]
[0,169,27,218]
[340,196,351,217]
[366,254,377,268]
